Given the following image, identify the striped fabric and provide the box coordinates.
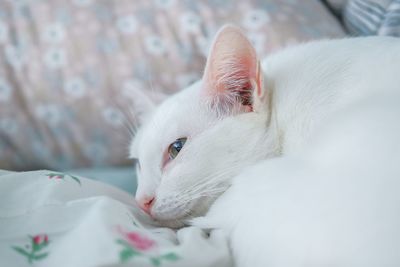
[344,0,400,36]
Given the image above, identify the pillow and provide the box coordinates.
[343,0,400,36]
[324,0,349,14]
[0,0,345,170]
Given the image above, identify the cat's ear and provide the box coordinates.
[202,25,267,114]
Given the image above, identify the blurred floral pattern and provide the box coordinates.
[115,226,179,265]
[12,234,50,264]
[0,0,344,170]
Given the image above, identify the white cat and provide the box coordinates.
[130,25,400,266]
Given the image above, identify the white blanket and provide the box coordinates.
[0,170,232,267]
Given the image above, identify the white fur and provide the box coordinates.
[130,28,400,265]
[194,94,400,266]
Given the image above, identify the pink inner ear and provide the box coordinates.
[203,25,258,106]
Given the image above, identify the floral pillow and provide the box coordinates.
[0,0,345,170]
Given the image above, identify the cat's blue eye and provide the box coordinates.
[168,138,187,160]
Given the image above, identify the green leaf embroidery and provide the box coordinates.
[150,257,161,266]
[32,242,40,252]
[70,175,82,186]
[116,240,141,263]
[12,246,30,257]
[116,243,180,266]
[12,235,50,264]
[149,252,179,266]
[33,252,48,260]
[120,248,136,263]
[116,239,131,249]
[161,252,179,261]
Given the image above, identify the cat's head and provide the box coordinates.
[130,25,277,228]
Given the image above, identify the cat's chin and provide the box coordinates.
[154,211,201,229]
[154,219,187,229]
[154,196,219,229]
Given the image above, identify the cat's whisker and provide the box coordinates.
[183,167,238,193]
[176,188,224,203]
[179,185,226,203]
[125,107,140,136]
[174,176,229,203]
[146,70,156,95]
[109,98,138,139]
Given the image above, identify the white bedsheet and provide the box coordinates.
[0,170,232,267]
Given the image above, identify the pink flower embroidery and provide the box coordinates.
[48,174,62,179]
[124,232,155,251]
[117,226,155,251]
[115,226,179,265]
[46,172,81,185]
[12,234,50,263]
[116,225,179,267]
[33,234,49,245]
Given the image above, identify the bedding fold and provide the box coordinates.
[0,170,232,267]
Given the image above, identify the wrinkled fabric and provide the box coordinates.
[344,0,400,36]
[0,169,232,267]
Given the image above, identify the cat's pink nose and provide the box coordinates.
[137,196,155,215]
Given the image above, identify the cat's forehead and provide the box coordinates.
[148,81,203,136]
[130,81,210,160]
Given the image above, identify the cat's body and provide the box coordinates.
[130,26,400,266]
[195,96,400,267]
[251,37,400,154]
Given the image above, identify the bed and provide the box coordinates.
[0,170,232,267]
[1,1,398,266]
